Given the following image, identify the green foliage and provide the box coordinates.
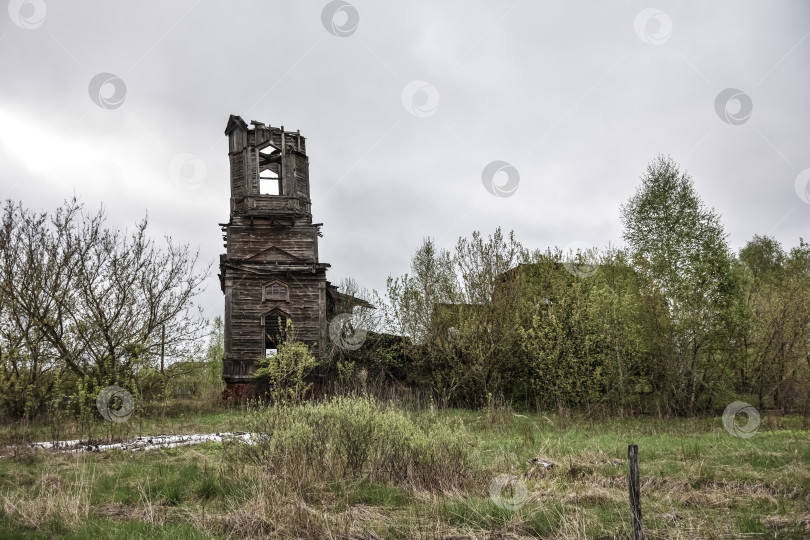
[382,229,653,410]
[0,349,56,421]
[619,155,746,413]
[376,156,808,414]
[253,320,318,403]
[737,236,810,410]
[384,228,527,406]
[320,276,411,391]
[515,248,648,411]
[2,156,808,427]
[203,315,224,385]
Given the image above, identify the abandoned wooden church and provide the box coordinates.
[218,115,363,398]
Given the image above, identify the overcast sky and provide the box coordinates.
[1,1,809,319]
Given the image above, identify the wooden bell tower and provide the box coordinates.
[219,115,329,398]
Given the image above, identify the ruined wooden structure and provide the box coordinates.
[219,115,356,398]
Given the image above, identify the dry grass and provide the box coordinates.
[2,458,94,529]
[0,400,808,538]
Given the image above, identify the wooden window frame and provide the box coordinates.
[262,280,290,303]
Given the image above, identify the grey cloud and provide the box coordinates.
[1,0,808,319]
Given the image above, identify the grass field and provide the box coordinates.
[1,399,808,539]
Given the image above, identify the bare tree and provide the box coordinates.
[0,198,210,417]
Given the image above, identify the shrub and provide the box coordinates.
[253,326,318,404]
[229,396,476,491]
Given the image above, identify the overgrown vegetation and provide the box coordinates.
[0,157,808,537]
[230,396,475,490]
[253,320,318,404]
[4,157,807,426]
[1,398,808,538]
[344,156,810,414]
[0,197,217,431]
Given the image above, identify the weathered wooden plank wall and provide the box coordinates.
[219,115,328,387]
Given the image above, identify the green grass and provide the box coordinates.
[329,480,411,508]
[0,400,808,538]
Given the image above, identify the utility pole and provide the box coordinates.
[160,324,165,374]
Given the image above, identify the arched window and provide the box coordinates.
[259,168,280,196]
[262,280,289,302]
[263,310,290,357]
[258,144,281,196]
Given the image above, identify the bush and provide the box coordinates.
[229,396,476,490]
[253,328,317,404]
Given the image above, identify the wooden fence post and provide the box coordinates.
[628,444,644,540]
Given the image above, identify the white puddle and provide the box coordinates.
[4,432,256,456]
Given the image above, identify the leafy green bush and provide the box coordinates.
[253,338,318,404]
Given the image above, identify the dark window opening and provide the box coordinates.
[265,313,288,357]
